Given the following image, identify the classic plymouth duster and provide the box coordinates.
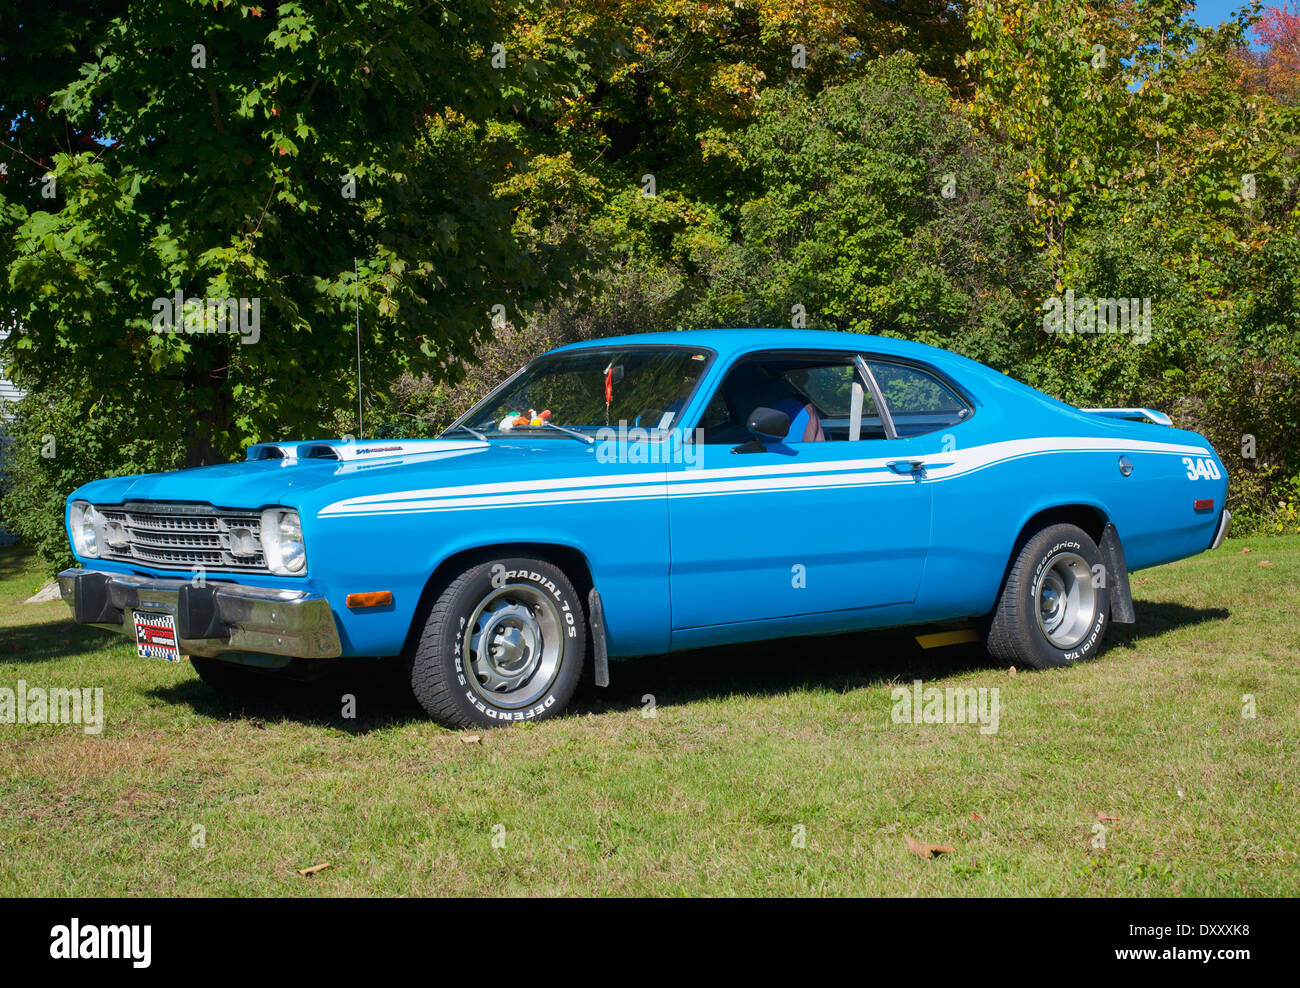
[60,329,1230,727]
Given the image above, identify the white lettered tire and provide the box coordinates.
[983,523,1111,669]
[409,555,586,728]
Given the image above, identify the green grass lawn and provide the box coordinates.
[0,538,1295,896]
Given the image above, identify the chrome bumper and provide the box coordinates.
[1210,509,1232,550]
[57,569,342,659]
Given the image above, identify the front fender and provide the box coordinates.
[304,499,672,659]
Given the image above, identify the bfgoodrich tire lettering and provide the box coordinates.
[983,523,1111,670]
[409,556,586,728]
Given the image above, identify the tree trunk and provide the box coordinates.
[181,341,232,468]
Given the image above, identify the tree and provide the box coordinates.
[1253,1,1300,101]
[697,55,1041,369]
[0,0,583,465]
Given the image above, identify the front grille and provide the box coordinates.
[97,504,269,573]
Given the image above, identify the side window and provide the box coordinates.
[698,354,887,444]
[782,363,886,441]
[866,361,970,437]
[698,387,732,440]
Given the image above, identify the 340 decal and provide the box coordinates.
[1183,456,1222,480]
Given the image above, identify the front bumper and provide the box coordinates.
[58,569,342,660]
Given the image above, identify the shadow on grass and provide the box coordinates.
[575,599,1232,716]
[141,598,1231,731]
[0,543,48,586]
[1109,599,1231,647]
[147,659,426,735]
[0,619,120,664]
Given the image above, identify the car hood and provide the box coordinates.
[70,438,606,512]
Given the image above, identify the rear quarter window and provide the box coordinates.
[867,361,971,437]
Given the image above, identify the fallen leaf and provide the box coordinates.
[1258,560,1273,568]
[460,734,482,744]
[296,862,331,876]
[905,834,955,859]
[971,812,981,821]
[1097,812,1121,823]
[1008,666,1017,675]
[1239,547,1252,553]
[247,717,265,730]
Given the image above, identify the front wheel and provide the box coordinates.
[409,556,586,728]
[983,523,1111,669]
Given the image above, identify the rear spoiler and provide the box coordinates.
[1080,407,1173,427]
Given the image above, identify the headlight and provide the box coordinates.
[103,519,129,548]
[260,508,306,575]
[69,501,101,558]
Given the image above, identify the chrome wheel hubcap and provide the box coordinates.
[1033,551,1097,650]
[464,584,564,709]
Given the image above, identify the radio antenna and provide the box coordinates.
[354,257,364,440]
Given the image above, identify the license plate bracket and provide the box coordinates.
[133,610,181,662]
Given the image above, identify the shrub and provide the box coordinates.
[0,386,184,570]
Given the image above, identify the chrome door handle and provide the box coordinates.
[886,460,925,474]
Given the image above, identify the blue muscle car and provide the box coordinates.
[59,329,1231,727]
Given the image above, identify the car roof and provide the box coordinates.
[551,328,963,365]
[550,329,1068,416]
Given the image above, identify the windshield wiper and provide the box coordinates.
[443,423,487,441]
[535,421,595,445]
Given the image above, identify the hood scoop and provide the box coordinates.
[245,439,488,464]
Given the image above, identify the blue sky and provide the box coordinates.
[1192,0,1270,48]
[1192,0,1262,29]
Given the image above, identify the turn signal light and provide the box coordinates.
[1193,499,1215,512]
[346,591,394,609]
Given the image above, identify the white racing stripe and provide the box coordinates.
[319,436,1213,518]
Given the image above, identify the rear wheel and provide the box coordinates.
[409,556,586,728]
[983,523,1110,669]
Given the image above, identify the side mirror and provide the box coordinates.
[747,406,791,442]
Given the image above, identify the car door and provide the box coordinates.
[666,350,933,629]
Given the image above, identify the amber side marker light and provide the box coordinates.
[346,591,394,609]
[1193,499,1215,512]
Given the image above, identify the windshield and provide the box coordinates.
[452,347,713,439]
